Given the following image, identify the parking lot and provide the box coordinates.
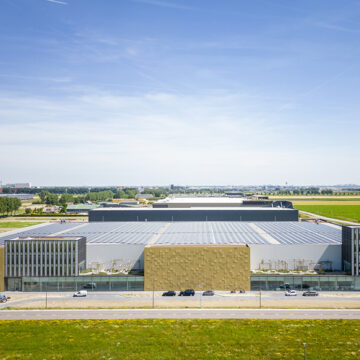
[1,290,360,309]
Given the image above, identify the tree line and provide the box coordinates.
[38,190,119,205]
[0,197,22,215]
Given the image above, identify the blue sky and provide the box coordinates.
[1,0,359,186]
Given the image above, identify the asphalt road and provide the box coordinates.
[2,291,360,310]
[1,309,360,320]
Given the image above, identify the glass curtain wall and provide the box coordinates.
[250,275,360,291]
[16,276,145,292]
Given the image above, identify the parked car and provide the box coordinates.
[302,290,319,297]
[162,291,176,296]
[73,290,87,297]
[83,282,96,289]
[285,290,297,296]
[179,289,195,296]
[239,289,246,294]
[0,294,10,303]
[202,290,214,296]
[280,283,291,290]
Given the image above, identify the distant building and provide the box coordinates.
[135,194,154,200]
[152,196,273,208]
[42,206,62,214]
[5,183,31,188]
[66,204,100,214]
[0,194,34,200]
[89,207,299,222]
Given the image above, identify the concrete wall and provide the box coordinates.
[0,246,4,292]
[144,245,250,291]
[250,244,342,271]
[89,208,298,222]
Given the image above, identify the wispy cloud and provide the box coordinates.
[132,0,193,10]
[0,88,358,185]
[46,0,67,5]
[0,74,72,83]
[313,21,360,33]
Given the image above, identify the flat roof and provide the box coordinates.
[90,207,295,211]
[155,197,246,204]
[0,221,341,246]
[7,236,83,241]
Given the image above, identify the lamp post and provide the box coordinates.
[116,342,120,360]
[152,279,155,309]
[303,342,306,360]
[259,287,262,308]
[199,284,203,309]
[45,281,48,309]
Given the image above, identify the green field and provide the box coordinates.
[0,319,359,359]
[0,221,42,229]
[295,205,360,223]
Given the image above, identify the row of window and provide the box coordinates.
[6,264,77,276]
[6,241,77,254]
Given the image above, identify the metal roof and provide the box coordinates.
[90,207,296,211]
[0,221,341,246]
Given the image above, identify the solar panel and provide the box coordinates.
[0,221,342,247]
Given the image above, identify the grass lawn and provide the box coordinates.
[0,319,359,359]
[293,200,360,205]
[0,221,43,229]
[295,205,360,222]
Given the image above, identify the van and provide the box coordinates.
[73,290,87,297]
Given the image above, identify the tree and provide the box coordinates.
[59,193,74,205]
[39,190,50,203]
[46,194,59,205]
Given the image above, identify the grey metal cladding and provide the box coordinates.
[88,208,299,222]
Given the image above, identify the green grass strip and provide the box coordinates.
[0,319,359,359]
[295,205,360,222]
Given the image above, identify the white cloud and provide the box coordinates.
[132,0,193,10]
[46,0,67,5]
[0,90,359,186]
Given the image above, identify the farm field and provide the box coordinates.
[0,221,43,229]
[292,200,360,205]
[295,205,360,223]
[270,196,360,200]
[0,319,360,359]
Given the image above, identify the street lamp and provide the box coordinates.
[303,342,306,360]
[152,279,155,309]
[259,287,262,308]
[116,342,120,360]
[199,284,203,309]
[45,281,48,309]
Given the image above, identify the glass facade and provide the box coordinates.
[250,275,360,291]
[5,237,86,277]
[5,274,360,292]
[6,275,144,292]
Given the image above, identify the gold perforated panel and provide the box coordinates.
[144,245,250,291]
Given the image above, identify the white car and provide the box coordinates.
[285,290,297,296]
[73,290,87,297]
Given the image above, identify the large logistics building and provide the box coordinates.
[89,207,298,222]
[0,220,345,291]
[152,196,273,208]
